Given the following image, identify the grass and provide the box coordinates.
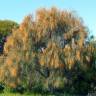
[0,93,61,96]
[0,92,45,96]
[0,91,55,96]
[0,87,70,96]
[0,92,70,96]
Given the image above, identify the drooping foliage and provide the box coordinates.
[36,7,87,70]
[1,16,37,88]
[0,8,95,95]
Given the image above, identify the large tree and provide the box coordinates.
[0,8,95,95]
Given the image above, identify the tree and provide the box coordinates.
[0,7,95,95]
[1,16,34,88]
[0,20,19,54]
[0,20,19,36]
[36,8,88,93]
[3,16,45,90]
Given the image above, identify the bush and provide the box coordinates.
[10,85,25,94]
[0,83,5,93]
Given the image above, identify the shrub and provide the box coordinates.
[10,85,25,94]
[0,83,5,93]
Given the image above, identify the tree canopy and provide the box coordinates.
[0,8,95,95]
[0,20,19,36]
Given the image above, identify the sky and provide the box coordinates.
[0,0,96,36]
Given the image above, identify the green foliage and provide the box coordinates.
[0,20,19,36]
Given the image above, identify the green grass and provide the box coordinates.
[0,93,44,96]
[0,91,56,96]
[0,92,70,96]
[0,88,70,96]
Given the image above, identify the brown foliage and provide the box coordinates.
[1,8,94,89]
